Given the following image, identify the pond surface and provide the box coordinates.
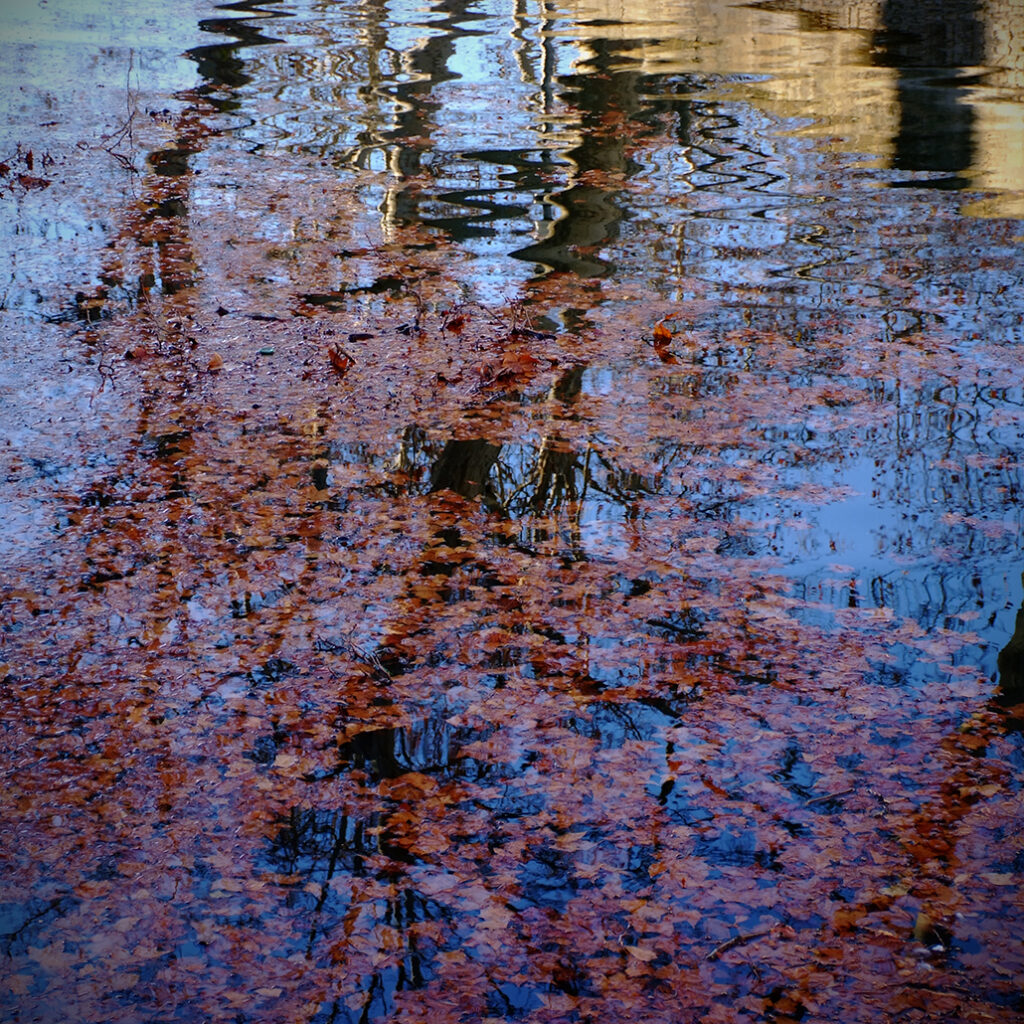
[2,2,1023,1022]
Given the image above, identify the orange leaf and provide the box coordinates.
[652,321,678,363]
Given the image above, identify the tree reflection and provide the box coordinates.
[429,439,503,504]
[190,0,289,103]
[997,576,1024,699]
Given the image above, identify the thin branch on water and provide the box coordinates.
[706,929,772,961]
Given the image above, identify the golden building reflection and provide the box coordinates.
[546,0,1024,216]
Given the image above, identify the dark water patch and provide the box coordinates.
[510,843,589,913]
[301,275,408,310]
[147,197,188,220]
[229,580,297,618]
[485,982,545,1019]
[248,730,285,765]
[334,714,492,785]
[419,555,474,578]
[247,656,297,688]
[147,143,199,178]
[771,741,821,801]
[693,827,768,870]
[144,429,191,461]
[267,806,418,881]
[645,609,708,642]
[0,895,76,957]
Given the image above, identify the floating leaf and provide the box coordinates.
[652,321,672,343]
[624,945,658,962]
[328,343,355,377]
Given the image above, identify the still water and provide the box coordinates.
[1,1,1023,1022]
[138,0,1024,653]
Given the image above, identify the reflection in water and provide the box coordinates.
[334,715,489,782]
[2,1,1024,1021]
[997,577,1024,698]
[511,38,651,275]
[190,0,291,102]
[199,0,1024,289]
[429,438,503,503]
[426,364,597,513]
[877,0,983,186]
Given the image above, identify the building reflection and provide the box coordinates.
[187,0,1024,267]
[875,0,984,186]
[750,0,1023,206]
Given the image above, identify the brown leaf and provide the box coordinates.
[17,174,51,190]
[652,320,678,363]
[624,944,657,962]
[328,344,355,377]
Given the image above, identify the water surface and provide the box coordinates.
[1,2,1023,1022]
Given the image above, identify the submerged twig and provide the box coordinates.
[706,929,772,961]
[315,634,392,683]
[805,787,856,807]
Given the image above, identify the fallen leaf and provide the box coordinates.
[18,174,50,190]
[624,945,657,962]
[328,344,355,376]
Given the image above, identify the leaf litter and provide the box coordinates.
[1,37,1023,1024]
